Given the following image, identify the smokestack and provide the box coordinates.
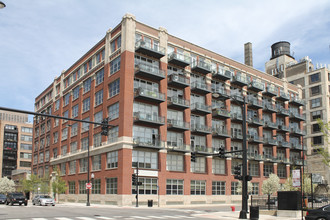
[244,42,253,67]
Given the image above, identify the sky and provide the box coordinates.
[0,0,330,122]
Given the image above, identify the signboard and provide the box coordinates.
[86,182,92,190]
[312,173,322,184]
[292,169,301,187]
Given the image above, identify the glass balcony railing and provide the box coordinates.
[263,85,278,96]
[248,80,265,92]
[193,145,213,154]
[167,96,190,108]
[212,127,230,137]
[290,111,306,121]
[277,107,290,116]
[191,102,212,114]
[191,123,212,134]
[135,63,165,80]
[278,91,290,101]
[133,112,165,125]
[190,81,211,94]
[191,60,211,74]
[168,52,191,67]
[212,68,232,81]
[166,142,191,152]
[133,136,163,148]
[167,74,190,87]
[135,40,165,58]
[212,108,231,119]
[289,97,305,106]
[231,74,249,86]
[167,119,190,130]
[134,88,165,103]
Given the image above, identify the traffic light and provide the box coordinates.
[218,146,225,158]
[245,175,252,181]
[234,165,242,180]
[132,173,137,185]
[101,118,109,136]
[191,152,196,162]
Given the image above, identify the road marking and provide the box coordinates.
[55,218,74,220]
[160,216,181,219]
[130,216,151,219]
[96,217,114,220]
[76,218,97,220]
[174,215,195,219]
[146,216,165,219]
[32,218,48,220]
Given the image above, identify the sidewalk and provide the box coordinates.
[194,211,303,220]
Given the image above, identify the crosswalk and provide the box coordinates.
[7,215,197,220]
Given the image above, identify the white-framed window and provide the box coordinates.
[83,78,91,93]
[80,158,87,173]
[61,163,66,176]
[71,123,78,136]
[166,179,184,195]
[212,181,226,195]
[92,155,101,171]
[55,99,60,111]
[249,162,259,176]
[109,79,120,97]
[190,180,206,195]
[108,102,119,120]
[72,86,80,100]
[61,145,67,156]
[106,178,117,194]
[93,133,102,148]
[94,111,103,127]
[106,151,118,169]
[95,68,104,86]
[61,128,68,141]
[251,182,259,195]
[231,182,240,195]
[212,158,225,174]
[166,154,184,171]
[191,156,206,173]
[82,117,90,133]
[132,150,158,169]
[72,104,79,118]
[95,89,103,106]
[64,93,70,106]
[69,160,76,174]
[263,163,273,177]
[82,97,90,113]
[108,126,118,143]
[70,141,77,154]
[81,137,89,151]
[110,56,121,75]
[132,177,158,195]
[277,164,286,178]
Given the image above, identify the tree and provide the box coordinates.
[262,173,280,196]
[236,181,253,194]
[51,170,67,203]
[316,119,330,166]
[19,174,40,195]
[282,174,316,194]
[0,177,15,194]
[39,176,50,195]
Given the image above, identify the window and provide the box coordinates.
[83,78,91,93]
[191,157,206,173]
[94,111,103,127]
[91,179,101,194]
[81,137,89,151]
[72,104,79,118]
[166,154,184,171]
[310,98,321,108]
[190,180,206,195]
[53,132,58,143]
[38,152,44,163]
[249,162,259,176]
[110,56,121,75]
[20,161,31,167]
[64,93,70,106]
[132,177,158,195]
[166,179,184,195]
[21,134,33,142]
[73,86,80,100]
[92,155,101,171]
[82,97,90,113]
[108,126,118,143]
[311,110,322,121]
[70,141,77,154]
[277,164,286,178]
[312,124,321,133]
[107,151,118,169]
[21,127,33,133]
[231,182,240,195]
[61,128,68,141]
[95,90,103,106]
[79,180,87,194]
[212,181,226,195]
[71,123,78,136]
[106,178,117,194]
[108,102,119,120]
[69,181,75,194]
[109,79,120,97]
[313,136,323,145]
[263,164,273,177]
[80,158,88,173]
[61,145,67,156]
[82,117,90,133]
[310,72,320,83]
[132,150,158,169]
[61,163,66,175]
[21,143,32,150]
[251,183,259,195]
[95,68,104,86]
[93,133,102,148]
[212,158,225,174]
[310,85,320,96]
[55,100,60,111]
[45,151,49,161]
[63,111,68,123]
[69,160,76,174]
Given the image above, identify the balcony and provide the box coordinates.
[191,103,212,115]
[254,155,264,161]
[212,127,230,139]
[263,155,274,162]
[212,69,232,81]
[248,97,263,109]
[168,52,191,67]
[290,127,306,136]
[193,145,213,155]
[191,60,211,75]
[263,138,278,146]
[293,159,304,166]
[135,40,165,59]
[277,107,290,117]
[212,87,230,100]
[133,136,163,149]
[134,63,165,81]
[190,81,212,95]
[277,91,290,101]
[263,85,278,97]
[277,124,290,133]
[248,80,265,92]
[290,112,306,121]
[167,96,190,110]
[231,113,243,122]
[248,134,263,144]
[248,117,264,127]
[134,88,165,103]
[166,143,191,153]
[231,93,246,104]
[231,74,249,87]
[278,140,291,148]
[291,143,303,150]
[133,112,165,126]
[190,124,212,135]
[289,97,305,106]
[270,157,281,163]
[231,132,243,141]
[264,121,278,130]
[263,103,277,113]
[212,108,231,119]
[167,119,190,131]
[167,74,190,88]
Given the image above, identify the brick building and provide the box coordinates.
[33,14,305,206]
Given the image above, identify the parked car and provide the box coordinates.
[0,194,6,204]
[305,204,330,220]
[32,195,55,206]
[6,192,27,206]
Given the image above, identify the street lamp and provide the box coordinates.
[0,1,6,9]
[86,133,91,206]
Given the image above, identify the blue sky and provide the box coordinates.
[1,0,329,122]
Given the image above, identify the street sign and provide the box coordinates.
[292,169,301,187]
[86,182,92,189]
[312,173,322,184]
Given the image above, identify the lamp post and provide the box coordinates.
[86,134,91,206]
[0,1,6,9]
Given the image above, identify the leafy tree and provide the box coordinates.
[19,174,40,195]
[283,174,316,194]
[316,119,330,166]
[0,177,15,194]
[236,181,253,194]
[262,173,280,196]
[51,170,67,203]
[39,176,50,195]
